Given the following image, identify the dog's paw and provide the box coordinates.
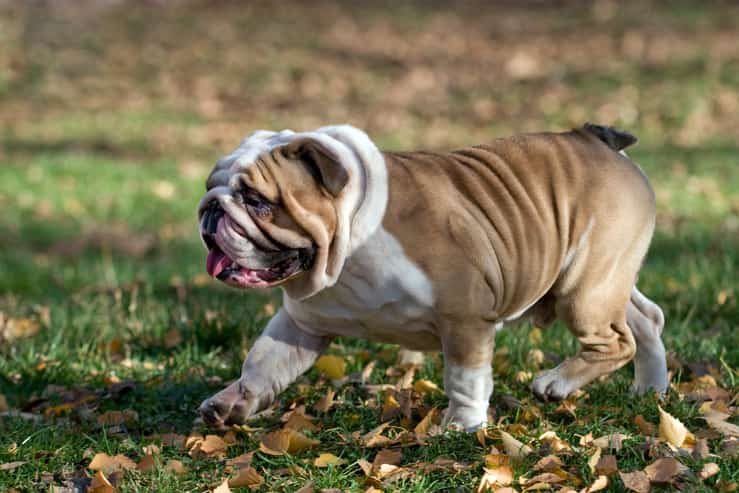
[530,368,577,402]
[199,380,259,429]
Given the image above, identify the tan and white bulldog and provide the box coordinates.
[196,124,667,431]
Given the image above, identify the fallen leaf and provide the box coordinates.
[313,388,336,413]
[357,458,373,477]
[634,415,656,435]
[295,481,315,493]
[0,461,26,471]
[381,393,401,421]
[190,435,229,458]
[523,472,565,485]
[0,394,7,412]
[314,453,347,467]
[500,430,532,460]
[314,355,346,379]
[163,328,183,348]
[212,479,232,493]
[396,366,416,389]
[592,433,630,451]
[414,408,439,437]
[539,431,571,453]
[580,475,608,493]
[700,462,720,480]
[97,410,138,426]
[644,458,687,483]
[156,433,186,449]
[88,470,115,493]
[88,453,137,474]
[259,428,319,455]
[587,447,602,474]
[361,422,392,448]
[373,448,402,470]
[658,406,690,447]
[595,455,618,476]
[414,379,440,394]
[226,451,255,468]
[229,466,264,488]
[284,412,318,433]
[705,416,739,437]
[619,470,650,493]
[164,459,186,475]
[136,454,156,472]
[478,465,514,491]
[533,455,562,472]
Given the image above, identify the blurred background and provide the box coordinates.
[0,1,737,490]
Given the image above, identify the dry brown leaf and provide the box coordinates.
[699,462,720,480]
[634,415,656,435]
[705,416,739,437]
[212,479,232,493]
[592,433,630,451]
[314,355,346,380]
[539,431,571,453]
[226,451,255,468]
[619,470,650,493]
[414,408,439,436]
[287,430,320,453]
[259,428,319,455]
[97,410,138,426]
[88,470,115,493]
[314,453,348,467]
[396,366,416,390]
[500,430,532,460]
[414,379,440,394]
[533,454,562,472]
[658,406,690,447]
[88,453,137,474]
[284,412,318,433]
[163,328,183,348]
[313,388,336,413]
[644,457,687,483]
[0,461,26,471]
[357,458,373,477]
[229,466,264,488]
[136,454,156,472]
[361,422,391,448]
[164,459,186,475]
[478,465,514,491]
[295,481,315,493]
[157,433,186,449]
[373,448,402,471]
[580,475,608,493]
[595,455,618,476]
[191,434,229,458]
[524,472,565,485]
[0,394,7,412]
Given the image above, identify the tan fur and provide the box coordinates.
[198,125,667,429]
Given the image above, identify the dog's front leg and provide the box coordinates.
[199,308,329,428]
[440,325,496,431]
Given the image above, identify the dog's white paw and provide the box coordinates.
[199,380,260,429]
[531,367,578,401]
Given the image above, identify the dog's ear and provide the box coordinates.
[283,138,349,196]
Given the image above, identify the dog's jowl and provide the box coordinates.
[197,124,667,431]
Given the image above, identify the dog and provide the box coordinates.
[196,124,667,431]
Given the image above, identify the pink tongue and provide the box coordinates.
[206,247,234,278]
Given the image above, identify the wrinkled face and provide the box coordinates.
[198,137,347,289]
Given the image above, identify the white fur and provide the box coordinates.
[442,363,493,431]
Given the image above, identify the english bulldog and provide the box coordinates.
[197,124,668,431]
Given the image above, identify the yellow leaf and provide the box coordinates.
[88,470,115,493]
[658,405,689,447]
[413,379,441,394]
[259,429,291,455]
[190,434,229,458]
[228,466,264,488]
[88,453,137,474]
[499,430,532,460]
[415,408,439,436]
[381,393,401,421]
[287,430,320,453]
[313,453,347,467]
[587,447,602,474]
[284,412,318,433]
[314,355,346,379]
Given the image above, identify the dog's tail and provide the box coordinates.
[583,123,637,151]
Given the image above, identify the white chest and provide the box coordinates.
[283,228,438,348]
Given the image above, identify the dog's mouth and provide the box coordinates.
[201,202,314,288]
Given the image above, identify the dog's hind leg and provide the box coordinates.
[628,286,668,395]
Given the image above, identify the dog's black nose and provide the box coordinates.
[202,201,224,236]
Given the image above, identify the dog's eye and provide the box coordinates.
[241,189,272,220]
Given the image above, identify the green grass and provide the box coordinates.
[1,1,738,491]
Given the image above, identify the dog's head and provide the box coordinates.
[197,126,387,300]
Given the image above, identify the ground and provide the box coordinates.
[0,1,737,492]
